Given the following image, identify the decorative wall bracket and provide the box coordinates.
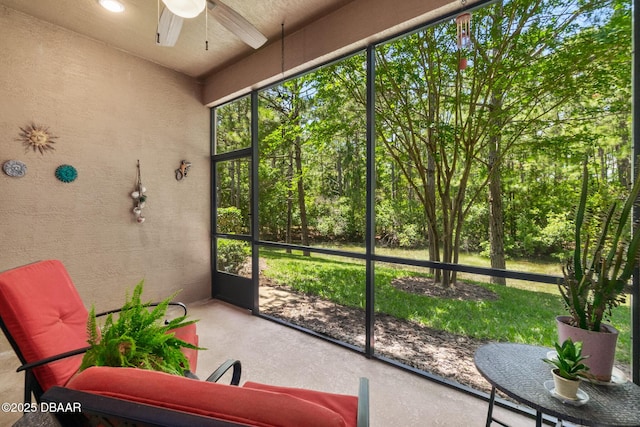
[175,160,191,181]
[131,160,147,223]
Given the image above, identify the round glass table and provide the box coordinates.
[474,343,640,427]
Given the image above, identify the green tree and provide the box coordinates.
[369,0,628,285]
[260,80,312,255]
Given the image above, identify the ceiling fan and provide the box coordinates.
[156,0,267,49]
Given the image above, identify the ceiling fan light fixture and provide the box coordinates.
[162,0,205,19]
[98,0,125,13]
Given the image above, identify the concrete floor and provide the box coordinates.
[0,299,533,427]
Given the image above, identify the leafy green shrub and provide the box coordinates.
[460,203,488,252]
[398,224,426,248]
[217,239,250,274]
[314,197,348,238]
[375,198,426,248]
[375,200,402,247]
[217,207,244,234]
[80,281,201,376]
[538,212,573,260]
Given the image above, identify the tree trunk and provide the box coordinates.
[488,143,506,285]
[337,157,343,196]
[228,161,236,207]
[598,147,607,183]
[617,115,631,187]
[286,147,293,254]
[426,88,441,283]
[427,153,441,284]
[488,94,506,285]
[295,138,311,256]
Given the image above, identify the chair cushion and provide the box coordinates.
[170,323,198,373]
[67,366,350,427]
[0,260,88,391]
[243,381,358,427]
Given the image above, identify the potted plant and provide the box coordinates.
[79,280,202,376]
[543,338,590,400]
[556,157,640,381]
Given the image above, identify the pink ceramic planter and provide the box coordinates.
[556,315,618,382]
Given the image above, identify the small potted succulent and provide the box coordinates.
[543,338,590,400]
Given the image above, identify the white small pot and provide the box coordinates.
[551,369,580,400]
[131,191,140,199]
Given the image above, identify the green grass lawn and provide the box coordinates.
[261,248,631,365]
[311,243,563,294]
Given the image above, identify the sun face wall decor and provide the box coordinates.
[17,123,58,154]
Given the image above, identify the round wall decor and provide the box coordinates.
[17,123,58,154]
[3,160,27,177]
[55,164,78,183]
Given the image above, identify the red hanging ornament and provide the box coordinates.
[455,12,471,70]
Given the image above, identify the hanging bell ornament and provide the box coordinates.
[455,13,471,71]
[456,13,471,49]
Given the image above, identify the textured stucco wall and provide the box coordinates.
[0,5,212,355]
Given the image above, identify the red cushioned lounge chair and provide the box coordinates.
[0,260,202,403]
[3,260,369,426]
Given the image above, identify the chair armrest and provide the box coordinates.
[16,346,90,372]
[95,301,188,318]
[205,359,242,385]
[357,377,369,427]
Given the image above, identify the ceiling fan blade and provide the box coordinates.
[157,7,184,47]
[207,0,267,49]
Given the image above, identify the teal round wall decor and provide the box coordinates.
[55,164,77,183]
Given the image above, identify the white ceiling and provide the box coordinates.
[0,0,353,79]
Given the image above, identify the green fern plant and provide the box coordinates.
[80,280,203,376]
